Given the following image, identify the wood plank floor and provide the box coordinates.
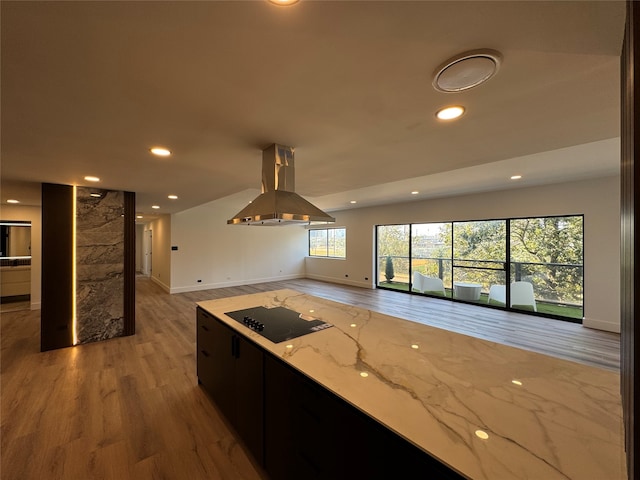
[1,277,620,480]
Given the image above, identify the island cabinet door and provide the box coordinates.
[263,353,465,480]
[196,308,264,466]
[232,334,264,466]
[197,308,235,419]
[263,354,365,479]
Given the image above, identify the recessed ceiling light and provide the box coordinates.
[7,199,19,204]
[411,191,419,195]
[168,195,178,200]
[136,215,143,219]
[152,205,160,209]
[433,49,502,93]
[436,106,465,120]
[268,0,300,5]
[150,147,171,157]
[511,175,522,180]
[90,193,102,198]
[84,176,100,182]
[350,200,357,204]
[475,430,490,440]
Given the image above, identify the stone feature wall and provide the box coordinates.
[75,187,124,344]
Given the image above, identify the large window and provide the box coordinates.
[376,215,583,322]
[377,225,410,288]
[411,223,451,295]
[309,228,346,258]
[509,217,583,318]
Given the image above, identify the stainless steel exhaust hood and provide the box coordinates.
[227,144,336,226]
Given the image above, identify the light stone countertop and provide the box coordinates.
[197,289,625,480]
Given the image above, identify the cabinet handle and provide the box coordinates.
[200,350,210,358]
[201,325,210,332]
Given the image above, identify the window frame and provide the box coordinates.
[308,227,347,259]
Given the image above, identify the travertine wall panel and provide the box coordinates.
[75,188,124,343]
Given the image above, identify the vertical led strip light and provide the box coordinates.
[72,185,78,345]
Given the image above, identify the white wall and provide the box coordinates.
[148,214,172,292]
[170,191,307,293]
[0,204,42,309]
[306,176,621,333]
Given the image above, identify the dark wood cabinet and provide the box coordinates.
[197,307,462,480]
[196,307,264,465]
[263,353,464,480]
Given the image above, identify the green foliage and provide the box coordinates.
[378,225,409,282]
[510,217,583,302]
[385,255,395,282]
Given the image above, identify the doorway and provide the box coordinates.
[143,228,152,277]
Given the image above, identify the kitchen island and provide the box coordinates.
[196,289,624,480]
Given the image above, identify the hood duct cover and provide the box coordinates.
[227,144,336,226]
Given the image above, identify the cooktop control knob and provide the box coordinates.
[242,316,265,331]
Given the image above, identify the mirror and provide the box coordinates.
[1,221,31,312]
[1,221,31,259]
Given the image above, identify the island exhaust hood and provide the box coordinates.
[227,144,335,226]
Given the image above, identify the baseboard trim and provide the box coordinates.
[169,273,305,294]
[583,317,620,333]
[304,273,373,289]
[151,276,171,293]
[31,301,41,310]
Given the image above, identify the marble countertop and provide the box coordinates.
[197,289,625,480]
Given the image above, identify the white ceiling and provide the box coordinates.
[0,1,625,217]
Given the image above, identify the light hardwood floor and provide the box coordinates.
[1,277,620,479]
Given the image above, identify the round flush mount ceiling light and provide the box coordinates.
[150,147,171,157]
[433,49,502,93]
[84,176,100,182]
[268,0,299,5]
[7,199,20,204]
[436,105,465,120]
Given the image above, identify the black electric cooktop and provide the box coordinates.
[225,306,333,343]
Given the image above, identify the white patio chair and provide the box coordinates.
[487,285,506,305]
[413,272,446,296]
[510,281,537,311]
[413,271,425,292]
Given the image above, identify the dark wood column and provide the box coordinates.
[124,191,136,336]
[621,2,639,479]
[41,183,74,351]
